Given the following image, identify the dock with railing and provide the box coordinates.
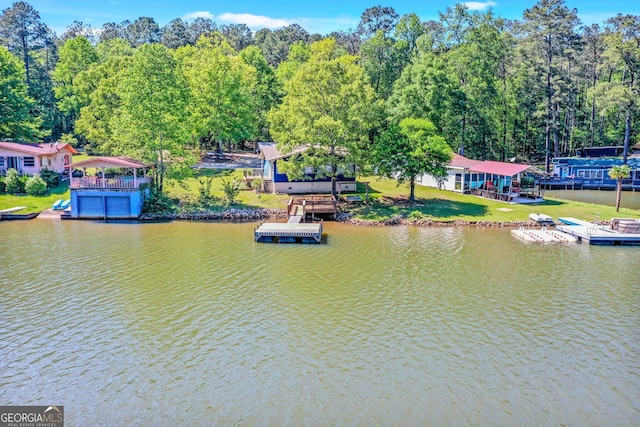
[556,217,640,245]
[286,195,337,221]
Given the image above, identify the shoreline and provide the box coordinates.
[138,207,610,228]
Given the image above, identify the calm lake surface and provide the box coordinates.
[546,189,640,210]
[1,219,639,426]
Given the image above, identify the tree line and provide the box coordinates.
[0,0,638,180]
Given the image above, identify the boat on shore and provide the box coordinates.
[529,213,555,225]
[0,206,39,220]
[0,211,40,220]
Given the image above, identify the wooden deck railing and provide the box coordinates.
[287,195,337,216]
[70,176,151,189]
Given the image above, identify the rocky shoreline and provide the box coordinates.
[140,207,606,227]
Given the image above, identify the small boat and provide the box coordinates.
[529,213,555,225]
[0,211,39,220]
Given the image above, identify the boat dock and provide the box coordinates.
[254,222,324,243]
[511,228,578,244]
[556,217,640,246]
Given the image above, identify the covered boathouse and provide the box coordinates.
[65,157,152,219]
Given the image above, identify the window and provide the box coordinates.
[23,157,35,167]
[577,170,603,179]
[455,173,462,190]
[0,157,4,167]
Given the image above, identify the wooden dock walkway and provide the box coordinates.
[287,195,337,221]
[254,222,323,243]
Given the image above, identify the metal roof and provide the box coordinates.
[449,153,484,168]
[0,141,78,155]
[67,156,151,169]
[258,142,307,161]
[468,161,533,176]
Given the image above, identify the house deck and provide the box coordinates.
[287,195,337,220]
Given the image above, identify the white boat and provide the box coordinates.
[529,213,555,225]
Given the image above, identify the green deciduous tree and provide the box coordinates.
[52,36,98,134]
[268,38,381,196]
[74,39,134,151]
[177,35,257,152]
[113,43,191,190]
[373,118,452,202]
[0,46,42,140]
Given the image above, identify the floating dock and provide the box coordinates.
[511,228,578,244]
[254,222,324,243]
[556,217,640,246]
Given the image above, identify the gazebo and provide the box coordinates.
[65,157,153,219]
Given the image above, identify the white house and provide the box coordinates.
[418,154,541,201]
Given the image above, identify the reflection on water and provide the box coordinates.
[1,220,639,425]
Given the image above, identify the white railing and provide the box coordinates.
[70,176,151,189]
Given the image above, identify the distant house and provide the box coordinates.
[547,148,640,189]
[256,142,357,194]
[418,154,542,201]
[0,141,78,175]
[66,157,152,219]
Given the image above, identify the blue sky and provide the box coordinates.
[2,0,637,36]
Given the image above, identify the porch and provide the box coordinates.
[70,176,152,190]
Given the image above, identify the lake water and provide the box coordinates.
[1,219,639,426]
[546,189,640,210]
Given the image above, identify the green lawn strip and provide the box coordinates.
[4,167,638,222]
[0,183,70,213]
[342,176,640,223]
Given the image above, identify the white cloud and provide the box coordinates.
[217,13,293,29]
[462,1,498,11]
[182,11,215,21]
[182,10,358,34]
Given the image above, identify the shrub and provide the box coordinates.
[4,169,23,194]
[39,169,60,188]
[25,174,47,195]
[0,177,5,193]
[250,178,263,193]
[142,187,175,214]
[197,176,220,208]
[220,177,241,205]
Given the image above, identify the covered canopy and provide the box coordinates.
[66,156,151,169]
[468,161,532,177]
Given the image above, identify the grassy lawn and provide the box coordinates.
[163,168,290,210]
[346,176,640,222]
[3,167,638,222]
[0,182,69,213]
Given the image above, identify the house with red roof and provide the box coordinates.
[418,154,544,201]
[0,141,78,175]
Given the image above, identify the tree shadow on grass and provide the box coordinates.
[348,197,489,220]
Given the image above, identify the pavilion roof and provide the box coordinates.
[67,156,151,169]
